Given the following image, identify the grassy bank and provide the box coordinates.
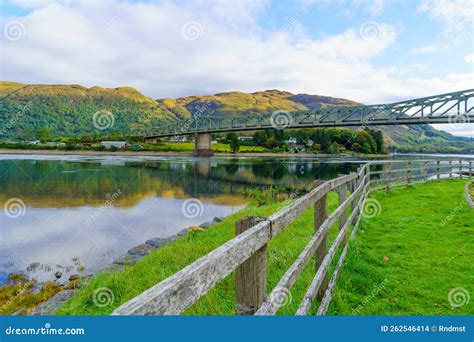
[57,179,473,315]
[327,179,473,315]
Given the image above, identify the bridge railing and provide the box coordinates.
[112,159,473,316]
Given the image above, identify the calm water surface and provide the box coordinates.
[0,153,470,283]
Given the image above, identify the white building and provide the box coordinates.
[100,141,128,149]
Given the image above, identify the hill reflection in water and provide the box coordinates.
[0,155,359,283]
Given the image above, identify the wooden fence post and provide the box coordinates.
[423,161,428,183]
[436,160,440,180]
[235,216,267,315]
[337,183,348,245]
[387,163,392,193]
[459,160,463,179]
[449,160,453,179]
[314,194,328,300]
[407,161,412,186]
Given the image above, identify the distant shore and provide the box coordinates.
[0,148,388,158]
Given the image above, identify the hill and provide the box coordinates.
[0,81,471,152]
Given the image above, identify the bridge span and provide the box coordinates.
[145,89,474,156]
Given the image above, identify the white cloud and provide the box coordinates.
[0,0,473,139]
[419,0,474,43]
[465,54,474,63]
[410,44,438,54]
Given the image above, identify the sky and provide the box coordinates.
[0,0,473,136]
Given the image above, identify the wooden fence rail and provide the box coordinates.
[113,159,473,316]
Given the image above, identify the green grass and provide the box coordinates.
[147,142,269,153]
[327,179,473,315]
[57,180,473,315]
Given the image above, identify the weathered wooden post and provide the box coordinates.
[235,217,267,315]
[387,163,392,193]
[350,178,357,212]
[436,160,440,180]
[423,161,428,183]
[337,183,348,245]
[314,194,328,300]
[407,161,412,186]
[459,160,463,179]
[449,160,453,179]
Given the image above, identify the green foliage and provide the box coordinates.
[225,132,240,153]
[35,128,52,142]
[242,186,282,206]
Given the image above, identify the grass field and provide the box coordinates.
[146,142,270,153]
[57,179,473,315]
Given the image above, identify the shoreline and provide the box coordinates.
[0,148,389,158]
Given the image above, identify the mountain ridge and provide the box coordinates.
[0,81,471,152]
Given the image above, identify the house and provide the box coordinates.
[169,136,187,142]
[43,142,66,147]
[27,140,41,145]
[238,136,253,142]
[100,141,129,149]
[284,137,297,144]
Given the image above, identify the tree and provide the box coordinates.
[226,132,240,153]
[370,130,385,154]
[253,131,266,146]
[35,128,52,142]
[264,137,279,148]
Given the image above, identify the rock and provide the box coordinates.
[127,243,154,257]
[113,254,142,266]
[145,236,175,249]
[177,229,189,237]
[30,290,76,315]
[54,271,62,279]
[213,216,224,222]
[68,274,80,282]
[199,221,214,228]
[12,308,28,316]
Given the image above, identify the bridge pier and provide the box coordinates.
[193,133,214,157]
[144,137,158,144]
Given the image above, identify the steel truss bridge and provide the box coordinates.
[145,89,474,139]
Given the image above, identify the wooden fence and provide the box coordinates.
[113,159,473,316]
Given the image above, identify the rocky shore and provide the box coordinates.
[24,216,226,315]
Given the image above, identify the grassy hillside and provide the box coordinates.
[0,81,471,152]
[0,81,178,140]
